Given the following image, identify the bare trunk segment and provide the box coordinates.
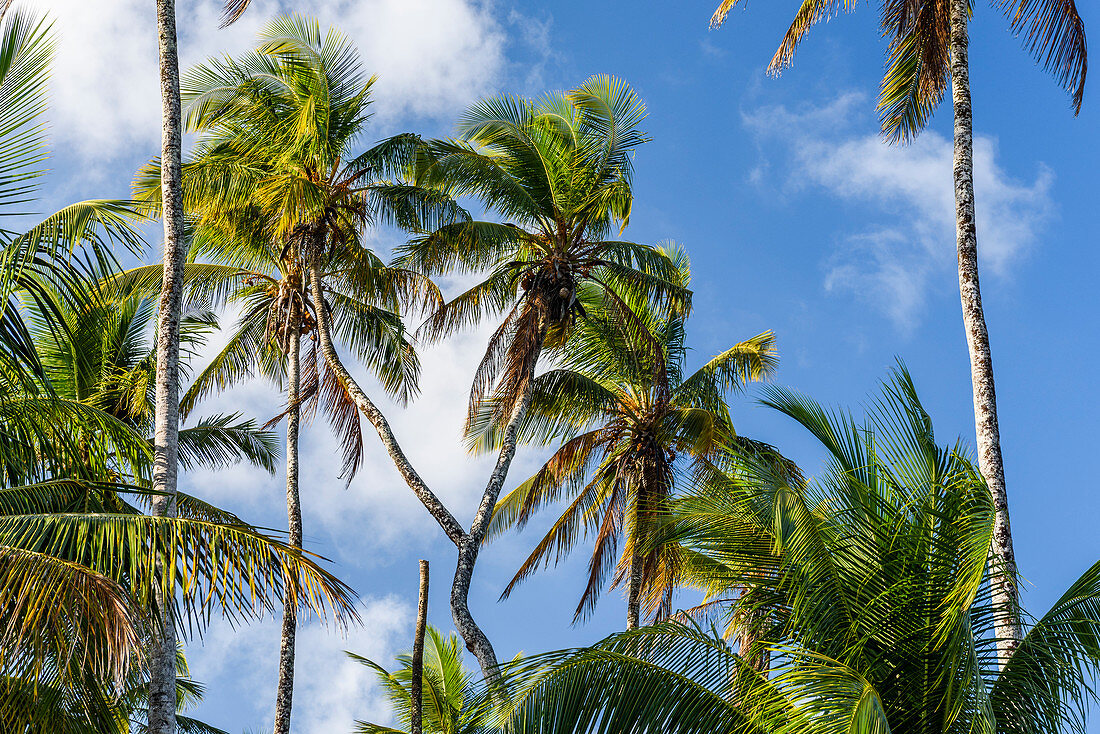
[148,0,186,730]
[625,552,643,630]
[273,329,302,734]
[411,560,429,734]
[949,0,1021,663]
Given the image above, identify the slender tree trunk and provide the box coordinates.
[304,252,539,683]
[949,0,1021,662]
[148,0,186,731]
[272,329,302,734]
[411,560,429,734]
[625,552,643,630]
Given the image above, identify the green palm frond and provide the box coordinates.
[177,413,279,474]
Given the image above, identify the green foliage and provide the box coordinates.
[400,76,690,422]
[352,626,495,734]
[479,248,778,623]
[494,368,1100,734]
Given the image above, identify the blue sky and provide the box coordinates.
[25,0,1100,730]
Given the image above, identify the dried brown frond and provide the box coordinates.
[998,0,1087,113]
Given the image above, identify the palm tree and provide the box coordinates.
[476,246,777,629]
[0,263,363,729]
[496,368,1100,734]
[0,8,360,725]
[351,626,495,734]
[24,265,280,482]
[390,76,689,674]
[709,0,1086,660]
[149,16,442,732]
[146,0,269,727]
[118,219,429,734]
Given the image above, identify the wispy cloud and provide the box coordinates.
[744,93,1054,330]
[30,0,510,167]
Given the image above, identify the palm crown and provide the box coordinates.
[401,76,690,423]
[710,0,1087,140]
[496,368,1100,734]
[479,247,778,625]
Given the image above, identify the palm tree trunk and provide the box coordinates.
[625,552,643,630]
[304,251,539,683]
[148,0,186,731]
[411,559,429,734]
[949,0,1021,662]
[272,328,302,734]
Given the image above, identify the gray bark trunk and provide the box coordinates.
[272,329,302,734]
[625,552,643,630]
[949,0,1021,663]
[411,560,429,734]
[148,0,185,730]
[305,254,539,683]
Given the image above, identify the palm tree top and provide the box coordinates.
[710,0,1087,140]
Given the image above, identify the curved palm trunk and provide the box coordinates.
[272,329,302,734]
[949,0,1021,662]
[148,0,186,730]
[305,252,540,683]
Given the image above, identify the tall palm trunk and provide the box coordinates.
[411,559,429,734]
[626,552,643,630]
[949,0,1020,662]
[148,0,186,730]
[272,327,302,734]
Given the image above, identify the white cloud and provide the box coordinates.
[744,93,1054,329]
[29,0,508,165]
[185,595,410,733]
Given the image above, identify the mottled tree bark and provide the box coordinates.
[148,0,186,730]
[305,255,539,683]
[625,552,643,630]
[949,0,1021,662]
[272,329,302,734]
[411,560,429,734]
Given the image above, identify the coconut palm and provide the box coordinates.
[497,368,1100,734]
[23,267,279,482]
[476,246,777,629]
[709,0,1086,659]
[390,76,689,674]
[0,7,361,730]
[117,221,429,734]
[145,16,444,732]
[149,0,190,722]
[351,626,495,734]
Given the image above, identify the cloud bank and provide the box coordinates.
[31,0,509,165]
[745,93,1054,329]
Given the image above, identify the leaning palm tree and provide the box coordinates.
[351,626,496,734]
[496,368,1100,734]
[709,0,1086,659]
[476,247,776,629]
[388,75,688,675]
